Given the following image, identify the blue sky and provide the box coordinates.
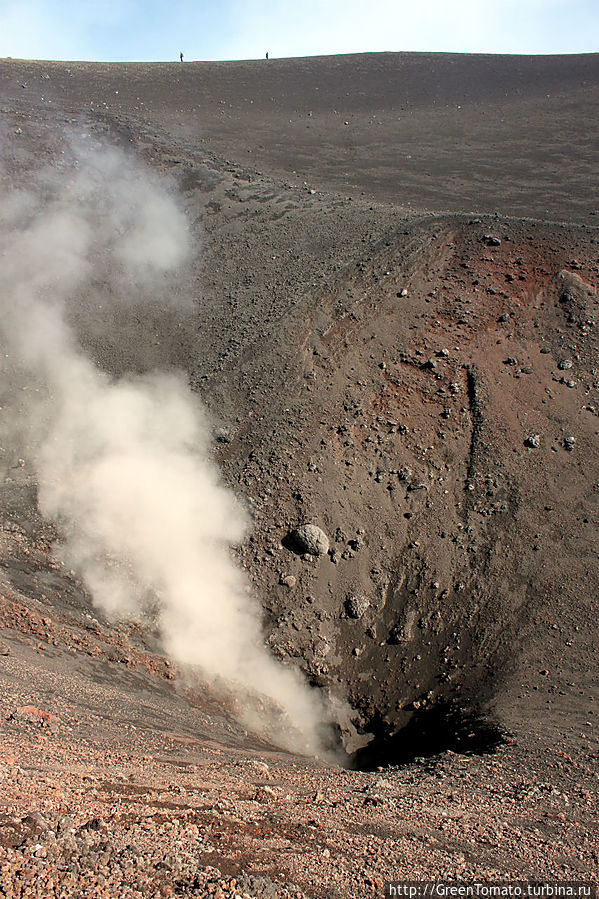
[0,0,597,62]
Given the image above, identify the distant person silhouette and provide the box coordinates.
[265,51,269,60]
[180,51,184,62]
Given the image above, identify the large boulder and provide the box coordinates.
[289,524,329,556]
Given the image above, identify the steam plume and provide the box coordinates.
[0,140,340,759]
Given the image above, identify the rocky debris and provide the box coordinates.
[254,785,276,802]
[344,595,370,620]
[238,873,308,899]
[558,270,597,330]
[288,524,329,556]
[564,435,576,451]
[0,690,594,899]
[12,705,60,730]
[482,234,501,246]
[0,811,50,849]
[347,532,365,552]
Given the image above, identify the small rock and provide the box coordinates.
[279,574,297,589]
[564,436,576,451]
[524,434,541,448]
[558,360,573,370]
[23,812,49,830]
[57,815,75,834]
[213,426,233,443]
[344,595,370,620]
[18,812,50,845]
[482,235,501,246]
[82,817,104,832]
[374,778,393,789]
[0,815,26,848]
[254,786,276,803]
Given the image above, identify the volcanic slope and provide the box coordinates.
[0,52,597,896]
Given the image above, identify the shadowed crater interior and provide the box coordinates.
[351,701,507,771]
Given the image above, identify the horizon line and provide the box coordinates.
[1,48,598,65]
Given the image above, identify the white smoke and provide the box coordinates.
[0,140,341,760]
